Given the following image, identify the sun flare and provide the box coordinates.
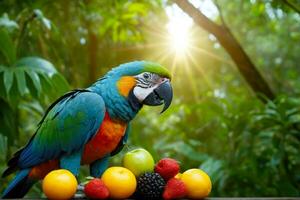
[166,6,193,56]
[167,21,190,54]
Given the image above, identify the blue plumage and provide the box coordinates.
[18,90,106,169]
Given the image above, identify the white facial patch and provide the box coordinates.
[133,84,159,102]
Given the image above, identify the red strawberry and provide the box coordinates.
[163,178,187,200]
[84,178,109,199]
[155,158,180,181]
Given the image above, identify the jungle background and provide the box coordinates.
[0,0,300,197]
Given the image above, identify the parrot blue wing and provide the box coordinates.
[15,90,106,169]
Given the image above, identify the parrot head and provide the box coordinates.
[89,61,173,121]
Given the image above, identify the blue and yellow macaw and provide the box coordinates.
[2,61,173,198]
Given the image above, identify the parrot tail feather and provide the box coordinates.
[2,168,35,198]
[2,148,23,178]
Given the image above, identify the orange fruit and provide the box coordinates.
[42,169,77,199]
[174,172,182,179]
[101,167,136,199]
[181,168,212,199]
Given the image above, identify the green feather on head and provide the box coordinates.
[105,61,172,80]
[143,62,172,80]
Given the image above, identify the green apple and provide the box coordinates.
[122,148,155,176]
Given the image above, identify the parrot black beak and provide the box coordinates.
[142,80,173,113]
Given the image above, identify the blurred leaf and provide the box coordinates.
[0,56,69,106]
[26,71,41,96]
[0,134,8,160]
[34,9,51,30]
[14,57,57,75]
[127,2,147,14]
[162,141,209,162]
[286,107,300,117]
[15,69,27,96]
[0,98,16,144]
[51,73,69,94]
[0,13,19,31]
[277,180,299,196]
[0,28,16,65]
[19,101,44,116]
[200,158,224,184]
[0,65,5,72]
[3,69,13,94]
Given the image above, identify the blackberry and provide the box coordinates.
[136,172,166,200]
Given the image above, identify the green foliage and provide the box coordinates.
[0,57,68,105]
[217,0,300,94]
[249,96,300,195]
[207,96,300,196]
[0,13,19,31]
[0,13,68,105]
[0,135,8,178]
[0,9,69,168]
[0,29,16,65]
[33,9,51,30]
[102,0,163,43]
[129,95,300,196]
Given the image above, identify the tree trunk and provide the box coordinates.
[174,0,275,100]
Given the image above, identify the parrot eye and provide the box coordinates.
[143,73,150,80]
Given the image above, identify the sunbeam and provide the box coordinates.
[166,5,193,56]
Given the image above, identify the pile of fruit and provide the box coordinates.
[42,148,212,199]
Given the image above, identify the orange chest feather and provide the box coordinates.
[81,113,127,164]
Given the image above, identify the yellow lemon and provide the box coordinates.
[42,169,77,200]
[101,167,136,199]
[181,168,212,199]
[174,172,182,179]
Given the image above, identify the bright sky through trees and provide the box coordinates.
[166,5,193,55]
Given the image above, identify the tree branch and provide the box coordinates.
[213,0,226,26]
[173,0,275,100]
[283,0,300,14]
[173,0,222,35]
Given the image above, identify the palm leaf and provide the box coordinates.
[26,70,41,96]
[3,69,13,95]
[0,57,69,103]
[13,57,58,75]
[15,69,27,96]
